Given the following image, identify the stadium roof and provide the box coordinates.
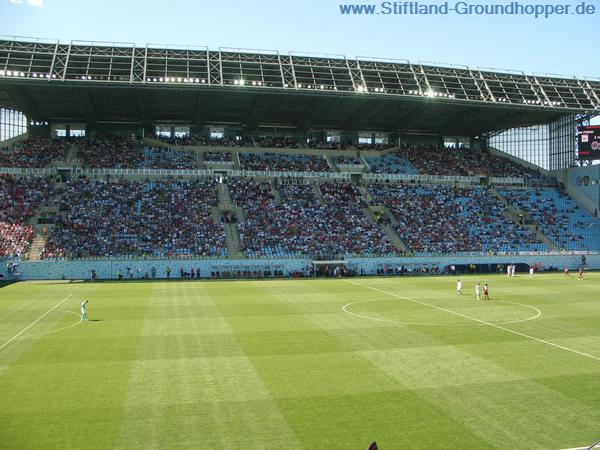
[0,37,599,136]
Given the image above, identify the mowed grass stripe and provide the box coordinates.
[325,275,600,448]
[115,280,302,449]
[270,276,600,448]
[209,280,491,448]
[0,281,149,449]
[1,274,599,449]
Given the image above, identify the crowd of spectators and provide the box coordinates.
[398,145,544,180]
[366,154,419,175]
[203,151,233,163]
[229,179,395,258]
[78,136,143,168]
[355,143,395,151]
[157,134,248,147]
[43,178,227,259]
[331,155,362,166]
[0,138,69,168]
[140,146,197,170]
[240,153,330,172]
[500,187,600,251]
[369,183,547,255]
[255,137,299,148]
[307,140,350,150]
[0,175,54,258]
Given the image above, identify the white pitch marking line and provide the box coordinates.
[345,280,600,363]
[0,294,73,352]
[19,309,82,339]
[342,299,541,327]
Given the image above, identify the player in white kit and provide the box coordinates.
[456,279,462,295]
[475,283,481,301]
[81,300,88,321]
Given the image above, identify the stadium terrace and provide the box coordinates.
[0,37,599,281]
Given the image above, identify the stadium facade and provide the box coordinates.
[1,36,599,280]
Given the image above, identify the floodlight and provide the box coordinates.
[177,78,182,82]
[258,81,262,86]
[320,85,324,90]
[20,72,25,77]
[201,79,206,83]
[234,80,239,85]
[51,74,55,79]
[298,83,302,88]
[6,71,12,76]
[0,70,4,76]
[239,79,245,85]
[252,81,256,86]
[159,77,163,82]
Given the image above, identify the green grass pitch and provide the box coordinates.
[1,273,600,449]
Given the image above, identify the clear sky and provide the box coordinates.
[0,0,598,78]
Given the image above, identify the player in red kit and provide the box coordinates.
[483,283,490,300]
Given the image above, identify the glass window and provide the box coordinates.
[326,131,341,143]
[0,108,27,142]
[210,127,224,139]
[70,129,86,137]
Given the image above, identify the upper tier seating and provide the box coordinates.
[0,138,69,168]
[240,153,330,172]
[365,154,419,175]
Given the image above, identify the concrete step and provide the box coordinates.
[224,223,242,259]
[27,233,47,261]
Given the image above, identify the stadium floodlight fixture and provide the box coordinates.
[20,72,25,77]
[426,89,435,97]
[6,71,12,76]
[298,83,302,88]
[234,80,239,85]
[251,81,256,86]
[159,77,163,82]
[177,78,182,82]
[320,84,324,90]
[258,81,262,86]
[0,70,4,76]
[239,79,245,85]
[87,76,92,80]
[201,79,206,83]
[51,74,56,79]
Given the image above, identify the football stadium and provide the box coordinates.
[1,35,600,449]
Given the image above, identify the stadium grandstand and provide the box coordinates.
[0,36,599,279]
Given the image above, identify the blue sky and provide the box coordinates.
[0,0,598,77]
